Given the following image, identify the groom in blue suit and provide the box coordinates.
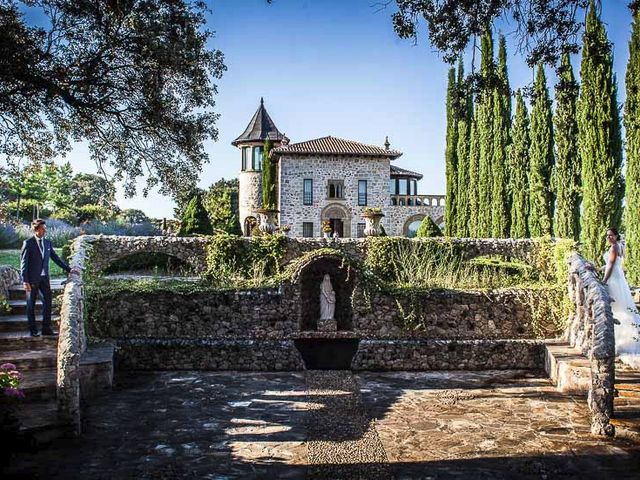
[20,219,76,337]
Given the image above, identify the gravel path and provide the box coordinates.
[304,370,392,479]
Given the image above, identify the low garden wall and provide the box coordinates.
[0,265,20,299]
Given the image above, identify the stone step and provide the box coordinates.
[7,282,65,300]
[19,367,57,402]
[0,348,57,370]
[543,340,590,395]
[16,400,72,446]
[0,330,58,351]
[6,299,43,314]
[0,314,59,333]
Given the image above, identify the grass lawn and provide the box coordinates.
[0,249,67,278]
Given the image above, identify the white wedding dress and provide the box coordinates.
[604,244,640,368]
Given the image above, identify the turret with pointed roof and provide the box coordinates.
[232,98,287,146]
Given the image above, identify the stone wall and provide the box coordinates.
[352,339,545,371]
[352,288,560,340]
[87,280,559,371]
[87,288,298,339]
[87,235,209,272]
[114,339,304,371]
[0,265,20,299]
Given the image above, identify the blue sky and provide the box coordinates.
[22,0,636,218]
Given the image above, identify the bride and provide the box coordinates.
[602,227,640,368]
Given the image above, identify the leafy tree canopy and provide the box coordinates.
[0,0,226,197]
[387,0,589,67]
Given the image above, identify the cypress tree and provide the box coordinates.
[578,1,624,262]
[508,91,531,238]
[553,51,580,240]
[625,5,640,284]
[444,66,459,235]
[491,35,511,237]
[416,215,443,237]
[467,111,481,237]
[178,192,213,236]
[528,65,554,237]
[456,64,473,237]
[261,139,277,210]
[477,28,495,237]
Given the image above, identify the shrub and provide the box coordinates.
[42,219,81,247]
[0,224,20,249]
[80,220,160,237]
[416,216,443,237]
[49,208,79,225]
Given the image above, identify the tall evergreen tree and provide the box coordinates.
[578,1,624,261]
[261,140,277,210]
[491,35,511,237]
[178,192,213,236]
[444,66,459,235]
[456,64,473,237]
[477,28,495,237]
[626,5,640,285]
[553,51,580,240]
[528,65,554,237]
[467,111,481,237]
[508,91,531,238]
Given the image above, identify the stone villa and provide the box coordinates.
[233,99,444,238]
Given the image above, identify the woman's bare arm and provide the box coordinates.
[603,245,619,284]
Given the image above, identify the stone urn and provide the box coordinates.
[255,209,279,234]
[362,211,385,237]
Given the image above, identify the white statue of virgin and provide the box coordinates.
[319,274,336,320]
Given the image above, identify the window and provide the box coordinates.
[252,146,263,170]
[358,180,367,206]
[327,180,344,199]
[357,223,366,238]
[303,179,313,205]
[389,179,397,195]
[241,147,250,171]
[302,222,314,238]
[411,180,417,195]
[398,178,408,195]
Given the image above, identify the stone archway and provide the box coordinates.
[402,214,427,237]
[321,203,351,238]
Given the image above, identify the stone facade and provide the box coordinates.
[278,155,391,238]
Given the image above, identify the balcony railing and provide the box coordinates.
[390,194,445,207]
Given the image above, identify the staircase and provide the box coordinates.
[0,279,72,444]
[612,363,640,441]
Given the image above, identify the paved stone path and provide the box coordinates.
[5,370,640,479]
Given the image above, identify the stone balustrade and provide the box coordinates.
[390,194,445,207]
[565,252,616,436]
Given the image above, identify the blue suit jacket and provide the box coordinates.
[20,236,70,284]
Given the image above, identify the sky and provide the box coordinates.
[13,0,637,218]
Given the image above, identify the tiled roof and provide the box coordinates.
[390,165,423,180]
[232,98,287,146]
[272,136,402,159]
